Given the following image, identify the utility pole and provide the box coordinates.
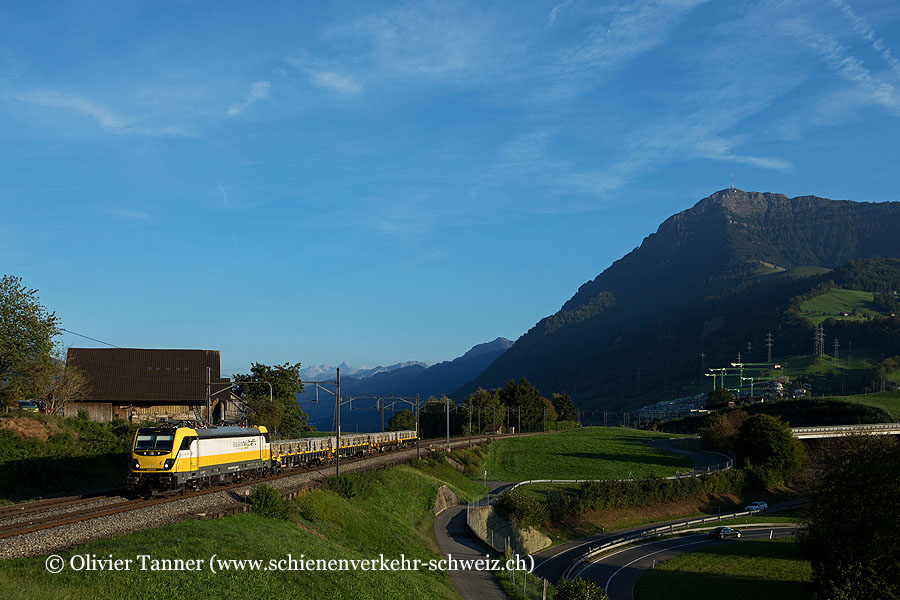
[813,324,826,357]
[206,366,211,424]
[833,337,840,363]
[335,367,341,477]
[446,396,450,450]
[765,332,773,364]
[415,394,420,459]
[468,403,472,446]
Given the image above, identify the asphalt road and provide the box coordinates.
[571,526,799,600]
[431,481,515,600]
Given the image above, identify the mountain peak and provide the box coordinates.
[459,337,513,361]
[693,188,792,219]
[464,188,900,407]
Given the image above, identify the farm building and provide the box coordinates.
[65,348,242,423]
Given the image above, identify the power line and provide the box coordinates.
[60,328,121,348]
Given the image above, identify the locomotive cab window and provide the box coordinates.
[134,432,175,453]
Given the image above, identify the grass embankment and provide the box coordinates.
[0,446,488,600]
[634,538,812,600]
[0,412,141,502]
[484,427,692,482]
[822,391,900,421]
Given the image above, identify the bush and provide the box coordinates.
[735,414,806,485]
[321,472,376,499]
[497,488,547,528]
[556,577,609,600]
[549,469,754,520]
[248,484,291,520]
[546,490,576,522]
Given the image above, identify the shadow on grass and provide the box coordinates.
[0,453,128,501]
[634,541,813,600]
[556,452,690,468]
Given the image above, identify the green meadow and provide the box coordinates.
[484,427,692,482]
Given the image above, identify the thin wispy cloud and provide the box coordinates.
[546,0,580,29]
[226,80,271,116]
[11,90,190,137]
[777,12,900,126]
[217,182,229,206]
[286,54,362,95]
[831,0,900,78]
[485,3,800,210]
[537,0,711,102]
[322,3,506,86]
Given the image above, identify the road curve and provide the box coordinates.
[574,527,799,600]
[431,482,514,600]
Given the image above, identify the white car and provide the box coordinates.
[745,501,768,513]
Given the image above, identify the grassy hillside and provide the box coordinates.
[0,449,486,600]
[634,538,812,600]
[0,412,141,502]
[484,427,691,481]
[798,288,887,324]
[822,391,900,421]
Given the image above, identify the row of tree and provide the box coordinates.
[387,378,578,435]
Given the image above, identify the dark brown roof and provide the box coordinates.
[66,348,228,404]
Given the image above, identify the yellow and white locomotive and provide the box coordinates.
[126,425,272,493]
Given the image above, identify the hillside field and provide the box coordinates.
[0,449,486,600]
[823,391,900,421]
[798,288,887,325]
[483,427,691,481]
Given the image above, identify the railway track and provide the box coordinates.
[0,432,516,543]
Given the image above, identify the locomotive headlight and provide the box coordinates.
[163,459,173,470]
[133,460,140,469]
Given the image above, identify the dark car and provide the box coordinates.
[708,527,742,539]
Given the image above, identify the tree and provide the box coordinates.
[541,397,558,429]
[498,378,545,431]
[387,409,416,432]
[734,414,805,484]
[232,362,311,437]
[463,388,505,430]
[706,388,735,409]
[699,410,748,454]
[551,392,577,421]
[0,275,60,409]
[42,358,89,415]
[801,435,900,599]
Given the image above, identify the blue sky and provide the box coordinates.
[3,0,900,375]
